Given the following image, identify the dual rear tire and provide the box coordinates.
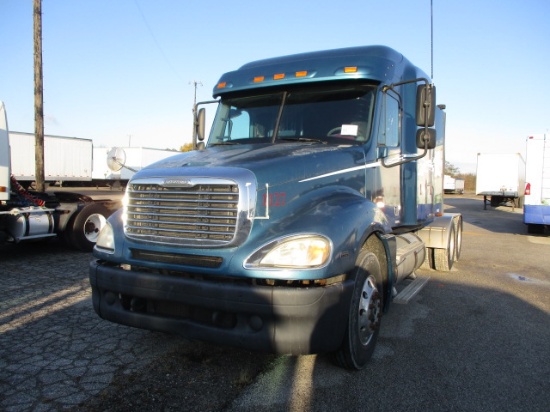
[431,216,463,272]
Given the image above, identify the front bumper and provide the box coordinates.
[89,260,354,355]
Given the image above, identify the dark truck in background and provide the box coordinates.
[89,45,462,369]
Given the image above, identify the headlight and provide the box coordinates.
[95,221,115,253]
[245,235,331,269]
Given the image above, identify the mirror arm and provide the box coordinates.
[383,77,431,92]
[380,138,429,168]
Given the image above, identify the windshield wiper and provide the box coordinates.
[277,137,327,144]
[209,140,240,146]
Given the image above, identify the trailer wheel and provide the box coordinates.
[527,224,545,235]
[336,251,383,370]
[490,196,502,207]
[68,203,110,252]
[434,224,456,271]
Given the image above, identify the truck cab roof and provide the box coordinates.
[213,45,426,97]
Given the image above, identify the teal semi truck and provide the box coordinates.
[89,46,462,369]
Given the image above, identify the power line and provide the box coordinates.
[133,0,183,83]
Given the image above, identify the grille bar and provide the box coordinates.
[125,180,241,246]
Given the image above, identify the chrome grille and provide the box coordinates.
[125,179,240,246]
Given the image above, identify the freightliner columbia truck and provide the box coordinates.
[89,46,462,369]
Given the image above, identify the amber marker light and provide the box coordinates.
[253,76,265,83]
[273,73,285,80]
[295,70,308,77]
[344,66,358,73]
[217,81,227,89]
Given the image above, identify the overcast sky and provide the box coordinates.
[1,0,549,173]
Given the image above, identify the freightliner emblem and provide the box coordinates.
[162,179,193,187]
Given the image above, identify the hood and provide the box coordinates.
[137,143,365,188]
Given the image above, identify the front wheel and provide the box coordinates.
[335,251,384,370]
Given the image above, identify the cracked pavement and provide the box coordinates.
[1,195,549,411]
[0,241,182,411]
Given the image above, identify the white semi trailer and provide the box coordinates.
[476,153,525,209]
[524,134,550,234]
[92,146,178,187]
[444,175,465,194]
[9,131,93,186]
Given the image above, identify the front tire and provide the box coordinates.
[336,251,383,370]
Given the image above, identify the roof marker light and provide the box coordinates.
[273,73,285,80]
[344,66,358,73]
[253,76,265,83]
[295,71,308,77]
[217,81,227,89]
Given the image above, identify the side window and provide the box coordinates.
[378,91,400,147]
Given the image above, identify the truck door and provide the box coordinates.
[376,88,402,227]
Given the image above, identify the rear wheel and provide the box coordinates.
[67,203,110,252]
[336,250,383,370]
[434,224,456,271]
[490,196,502,207]
[527,223,545,235]
[454,216,463,261]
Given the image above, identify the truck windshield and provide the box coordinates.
[208,84,377,146]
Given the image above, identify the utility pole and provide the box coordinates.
[34,0,45,192]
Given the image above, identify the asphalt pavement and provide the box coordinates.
[1,194,549,411]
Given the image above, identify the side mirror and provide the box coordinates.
[196,108,206,142]
[416,128,436,149]
[416,84,436,127]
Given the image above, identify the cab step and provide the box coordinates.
[393,276,430,304]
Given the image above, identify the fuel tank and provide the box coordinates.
[394,233,426,282]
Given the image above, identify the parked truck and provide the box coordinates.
[444,174,465,194]
[476,153,525,209]
[9,131,93,186]
[89,46,462,370]
[92,146,178,187]
[0,102,117,251]
[524,134,550,233]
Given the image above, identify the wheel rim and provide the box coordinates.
[357,275,382,346]
[83,213,107,242]
[455,220,463,261]
[448,227,456,266]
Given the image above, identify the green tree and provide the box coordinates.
[445,161,460,176]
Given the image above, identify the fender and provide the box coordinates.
[417,213,461,249]
[238,184,393,279]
